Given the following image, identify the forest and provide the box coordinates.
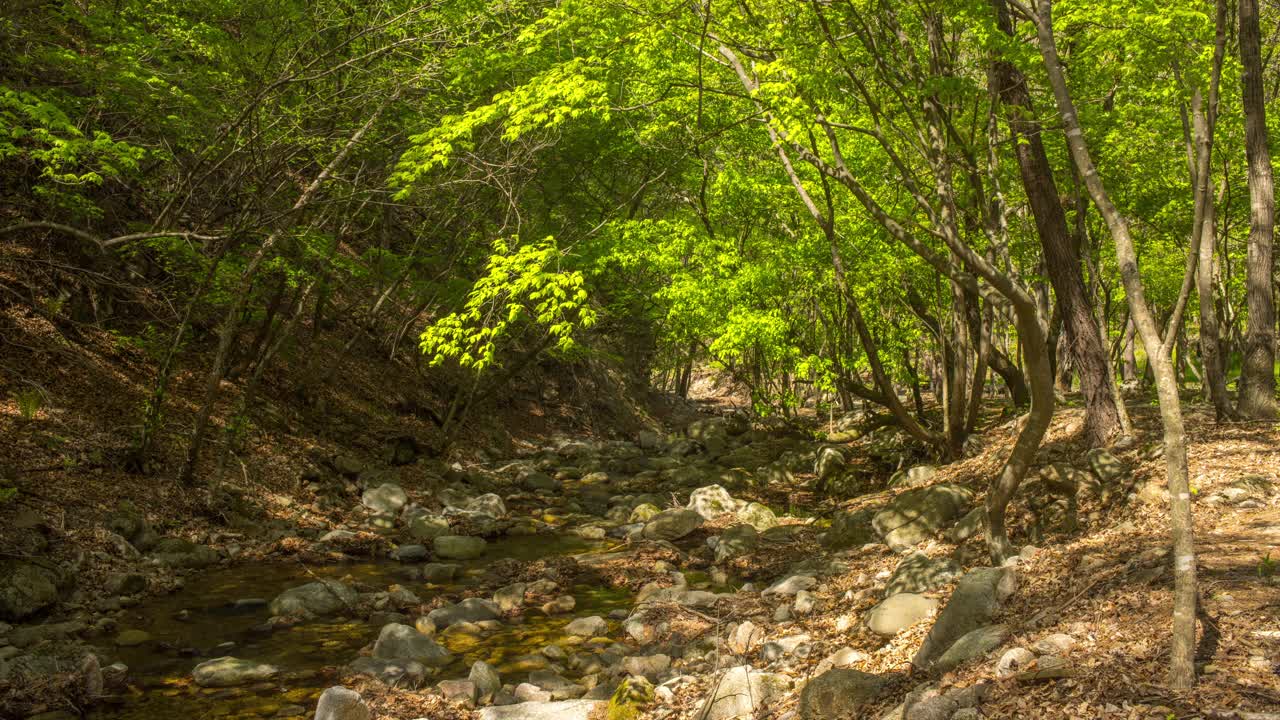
[1,1,1279,719]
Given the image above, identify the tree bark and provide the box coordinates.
[1031,0,1197,689]
[989,0,1123,447]
[1237,0,1277,418]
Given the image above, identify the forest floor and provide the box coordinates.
[2,279,1279,719]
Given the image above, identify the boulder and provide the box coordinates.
[494,583,526,613]
[422,563,459,582]
[688,485,739,520]
[688,417,732,456]
[150,538,219,568]
[478,699,602,720]
[883,552,961,596]
[933,624,1009,673]
[607,675,654,719]
[797,668,888,720]
[269,579,356,617]
[727,621,764,654]
[192,656,279,687]
[0,560,64,621]
[866,593,939,637]
[622,654,670,680]
[888,464,937,489]
[439,678,478,705]
[736,502,778,531]
[362,483,408,515]
[348,656,427,686]
[315,686,371,720]
[761,574,816,597]
[641,509,704,541]
[713,524,758,563]
[912,567,1016,669]
[814,447,846,481]
[822,508,876,550]
[407,513,451,541]
[629,504,661,523]
[394,544,429,561]
[944,507,986,544]
[1086,449,1127,485]
[427,598,500,628]
[695,666,790,720]
[995,647,1035,678]
[434,535,486,560]
[467,493,507,517]
[873,484,972,551]
[372,623,453,667]
[470,661,502,703]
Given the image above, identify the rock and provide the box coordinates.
[0,560,65,621]
[494,583,526,613]
[542,595,575,614]
[514,683,553,702]
[761,634,811,661]
[467,493,507,517]
[395,544,429,561]
[912,567,1016,669]
[622,654,670,680]
[823,508,877,550]
[468,661,501,704]
[269,580,356,618]
[192,656,279,687]
[866,593,939,636]
[362,483,408,515]
[695,666,790,720]
[688,485,739,520]
[688,417,732,456]
[105,572,147,596]
[564,616,608,637]
[762,574,816,597]
[428,598,500,629]
[814,647,868,675]
[407,514,451,541]
[714,524,758,563]
[607,675,654,719]
[1012,654,1073,681]
[422,563,459,582]
[793,590,818,616]
[888,464,937,489]
[151,538,220,568]
[995,647,1035,678]
[524,472,560,491]
[1040,463,1092,495]
[797,668,888,720]
[334,455,365,478]
[1086,448,1126,484]
[945,507,986,544]
[114,629,151,647]
[815,447,847,481]
[884,552,961,596]
[873,484,972,551]
[1031,633,1076,656]
[642,509,704,541]
[372,623,453,666]
[933,624,1009,673]
[629,504,661,523]
[348,656,427,686]
[623,617,657,644]
[478,699,602,720]
[736,502,778,531]
[439,678,479,705]
[434,535,487,560]
[315,686,371,720]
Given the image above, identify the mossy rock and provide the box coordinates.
[607,676,654,720]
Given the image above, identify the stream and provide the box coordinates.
[90,535,632,720]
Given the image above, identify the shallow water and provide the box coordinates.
[89,535,632,720]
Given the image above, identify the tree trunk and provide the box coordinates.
[1034,0,1197,689]
[990,0,1123,447]
[1238,0,1278,418]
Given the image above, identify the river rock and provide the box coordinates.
[542,595,575,614]
[866,593,938,636]
[478,699,602,720]
[422,563,459,582]
[192,656,279,687]
[945,507,986,544]
[494,583,526,613]
[913,566,1016,668]
[394,544,428,561]
[361,483,408,515]
[315,686,371,720]
[629,503,661,523]
[622,653,670,680]
[114,629,151,647]
[407,513,451,541]
[434,535,486,560]
[995,647,1035,678]
[348,656,427,686]
[564,616,608,637]
[427,598,499,628]
[642,509,703,541]
[469,660,501,703]
[439,678,478,705]
[467,493,507,517]
[688,417,732,456]
[695,666,790,720]
[372,623,453,666]
[798,668,888,720]
[884,552,961,596]
[873,484,972,550]
[269,579,356,617]
[0,560,66,621]
[151,538,219,568]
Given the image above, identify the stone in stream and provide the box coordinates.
[114,629,151,647]
[361,483,408,515]
[191,656,279,687]
[798,668,889,720]
[470,660,502,704]
[493,583,526,613]
[523,472,560,491]
[695,666,790,720]
[912,566,1016,669]
[564,616,608,637]
[421,563,459,582]
[629,503,661,523]
[433,535,486,560]
[478,699,602,720]
[394,544,428,561]
[641,508,704,540]
[372,623,453,667]
[541,595,575,614]
[269,579,357,618]
[426,598,500,629]
[866,593,939,637]
[407,513,450,541]
[514,683,553,702]
[150,538,220,568]
[348,656,427,686]
[466,493,507,517]
[315,686,371,720]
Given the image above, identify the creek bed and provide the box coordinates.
[90,535,633,720]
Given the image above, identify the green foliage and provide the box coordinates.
[13,388,43,420]
[1260,552,1277,579]
[421,237,595,374]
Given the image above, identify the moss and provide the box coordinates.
[606,676,655,720]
